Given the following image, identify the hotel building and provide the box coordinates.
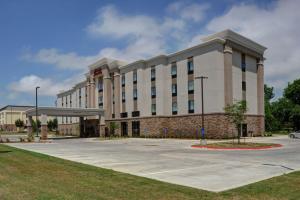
[56,30,266,138]
[0,105,34,131]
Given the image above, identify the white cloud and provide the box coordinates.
[22,3,210,70]
[85,5,190,61]
[22,48,101,70]
[206,0,300,94]
[167,1,210,22]
[9,74,84,96]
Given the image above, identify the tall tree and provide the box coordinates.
[284,79,300,105]
[264,84,278,131]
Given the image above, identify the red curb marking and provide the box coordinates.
[191,144,283,150]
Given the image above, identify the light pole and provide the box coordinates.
[195,76,208,144]
[35,86,40,138]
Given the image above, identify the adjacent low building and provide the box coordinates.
[56,29,267,138]
[0,105,34,131]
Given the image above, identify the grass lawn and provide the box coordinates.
[192,142,280,149]
[0,145,299,200]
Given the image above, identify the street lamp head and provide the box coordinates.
[36,86,40,89]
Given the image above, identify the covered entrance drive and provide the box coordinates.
[25,107,104,140]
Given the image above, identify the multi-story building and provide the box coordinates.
[0,105,34,131]
[56,29,266,138]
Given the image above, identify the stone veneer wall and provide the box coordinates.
[58,123,80,136]
[107,113,264,139]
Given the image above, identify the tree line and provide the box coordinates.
[265,78,300,132]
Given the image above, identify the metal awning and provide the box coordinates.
[25,107,104,117]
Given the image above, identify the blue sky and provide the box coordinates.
[0,0,299,107]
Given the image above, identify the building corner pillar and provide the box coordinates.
[27,116,33,140]
[103,68,112,119]
[257,59,265,135]
[40,114,48,140]
[113,72,121,119]
[224,45,233,106]
[90,76,96,108]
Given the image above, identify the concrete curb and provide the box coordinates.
[191,144,283,150]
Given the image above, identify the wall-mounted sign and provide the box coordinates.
[94,68,102,76]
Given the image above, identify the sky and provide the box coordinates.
[0,0,299,107]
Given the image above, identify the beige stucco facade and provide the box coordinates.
[57,29,267,138]
[0,105,34,131]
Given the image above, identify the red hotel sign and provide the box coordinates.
[94,68,102,76]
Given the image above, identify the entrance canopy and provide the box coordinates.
[25,107,104,117]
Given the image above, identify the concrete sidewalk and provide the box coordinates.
[8,135,300,192]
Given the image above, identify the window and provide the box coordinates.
[187,57,194,74]
[172,102,178,115]
[151,86,156,98]
[122,91,125,102]
[98,79,103,92]
[188,80,194,94]
[172,84,177,96]
[133,71,137,84]
[188,100,194,113]
[122,74,125,86]
[79,88,82,97]
[120,112,128,118]
[132,111,140,117]
[151,104,156,115]
[70,95,72,108]
[242,81,246,91]
[241,53,246,72]
[98,96,103,108]
[151,67,156,81]
[171,62,177,78]
[133,88,137,100]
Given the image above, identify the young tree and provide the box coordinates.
[52,118,58,131]
[47,120,53,131]
[32,120,41,133]
[15,119,24,131]
[109,122,119,137]
[224,100,248,144]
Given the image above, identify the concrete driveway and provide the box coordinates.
[7,135,300,192]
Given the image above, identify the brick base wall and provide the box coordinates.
[0,124,17,132]
[107,113,264,139]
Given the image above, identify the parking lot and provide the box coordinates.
[8,135,300,192]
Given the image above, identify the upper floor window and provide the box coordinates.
[241,53,246,72]
[188,80,194,94]
[121,74,125,86]
[98,79,103,92]
[242,81,246,91]
[122,91,125,102]
[98,96,103,103]
[171,62,177,78]
[172,102,178,115]
[151,86,156,98]
[133,71,137,84]
[187,57,194,74]
[151,67,156,81]
[172,84,177,96]
[133,88,138,100]
[79,88,82,97]
[188,100,194,113]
